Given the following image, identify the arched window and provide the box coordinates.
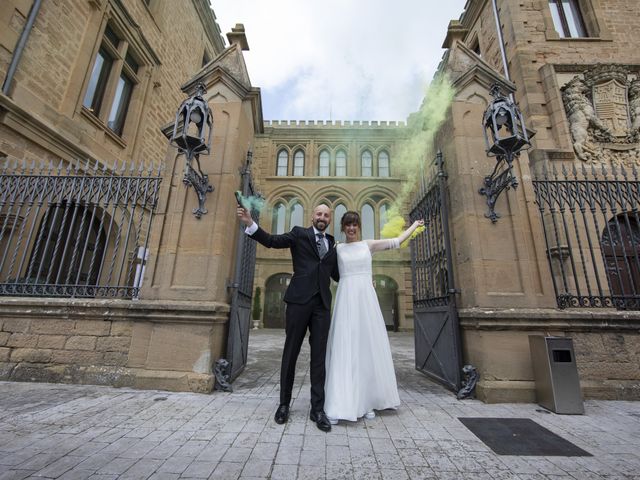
[336,150,347,177]
[380,203,390,235]
[378,151,390,177]
[276,150,288,176]
[319,150,330,176]
[293,150,305,176]
[272,202,286,234]
[361,150,372,177]
[290,202,304,228]
[362,204,375,240]
[334,203,347,243]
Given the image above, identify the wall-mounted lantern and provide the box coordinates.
[479,84,532,222]
[170,82,213,218]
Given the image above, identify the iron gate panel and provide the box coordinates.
[226,152,259,382]
[0,159,161,299]
[533,163,640,310]
[410,153,462,391]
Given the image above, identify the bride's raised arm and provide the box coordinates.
[366,219,425,253]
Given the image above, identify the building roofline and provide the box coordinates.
[194,0,226,54]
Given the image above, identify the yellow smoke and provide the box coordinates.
[380,216,426,248]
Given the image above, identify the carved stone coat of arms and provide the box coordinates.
[561,64,640,164]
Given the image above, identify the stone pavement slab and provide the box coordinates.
[0,330,639,479]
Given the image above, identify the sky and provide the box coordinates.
[210,0,469,122]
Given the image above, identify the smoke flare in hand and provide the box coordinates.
[381,215,425,248]
[236,191,265,213]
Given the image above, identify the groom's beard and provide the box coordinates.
[313,220,328,231]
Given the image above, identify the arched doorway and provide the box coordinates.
[373,275,398,331]
[264,273,291,328]
[602,215,640,307]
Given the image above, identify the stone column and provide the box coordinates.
[129,40,262,392]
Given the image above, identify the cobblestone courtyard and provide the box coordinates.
[0,330,639,479]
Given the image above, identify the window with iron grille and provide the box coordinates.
[0,161,162,299]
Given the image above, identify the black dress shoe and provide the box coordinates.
[274,404,289,424]
[309,410,332,432]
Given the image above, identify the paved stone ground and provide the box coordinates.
[0,330,639,480]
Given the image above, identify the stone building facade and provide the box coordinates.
[250,120,414,331]
[426,0,640,402]
[1,0,639,403]
[0,0,262,392]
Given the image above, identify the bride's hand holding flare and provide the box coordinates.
[397,219,425,247]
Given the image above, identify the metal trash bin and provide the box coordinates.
[528,336,584,414]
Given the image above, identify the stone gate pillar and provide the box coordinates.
[128,30,263,392]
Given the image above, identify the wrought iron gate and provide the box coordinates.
[0,158,161,299]
[410,152,462,391]
[225,151,259,382]
[533,163,640,310]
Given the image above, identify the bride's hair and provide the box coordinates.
[340,211,361,232]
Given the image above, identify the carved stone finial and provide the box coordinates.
[226,24,249,51]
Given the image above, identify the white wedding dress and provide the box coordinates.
[324,240,400,422]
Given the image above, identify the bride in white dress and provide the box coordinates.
[325,211,425,424]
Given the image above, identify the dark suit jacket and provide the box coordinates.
[250,225,339,309]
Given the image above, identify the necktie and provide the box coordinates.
[316,233,327,259]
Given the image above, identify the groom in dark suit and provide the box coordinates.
[237,203,339,432]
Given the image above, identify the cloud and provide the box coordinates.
[212,0,467,121]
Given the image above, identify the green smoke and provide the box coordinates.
[383,74,454,230]
[236,192,266,213]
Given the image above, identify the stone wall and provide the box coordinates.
[0,0,224,170]
[431,1,640,402]
[0,298,229,392]
[460,308,640,403]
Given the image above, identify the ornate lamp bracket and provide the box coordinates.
[170,82,214,219]
[479,84,532,222]
[479,151,519,223]
[182,152,214,219]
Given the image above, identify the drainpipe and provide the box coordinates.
[2,0,42,96]
[491,0,515,102]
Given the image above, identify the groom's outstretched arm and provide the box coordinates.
[237,206,296,249]
[251,226,296,249]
